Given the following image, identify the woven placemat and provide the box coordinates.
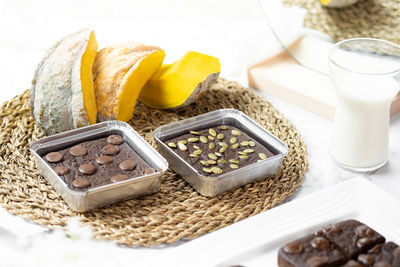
[0,78,307,247]
[283,0,400,44]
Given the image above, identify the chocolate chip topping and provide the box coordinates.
[78,163,96,175]
[107,135,124,145]
[72,178,91,188]
[373,261,392,267]
[141,167,154,175]
[358,254,374,265]
[322,224,343,235]
[110,174,128,183]
[283,242,303,254]
[45,152,63,163]
[357,237,374,248]
[343,260,363,267]
[102,144,120,155]
[369,244,383,254]
[355,225,374,237]
[306,256,327,267]
[119,160,137,171]
[69,145,87,157]
[53,165,69,175]
[311,237,330,250]
[95,155,113,165]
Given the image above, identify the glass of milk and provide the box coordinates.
[329,38,400,172]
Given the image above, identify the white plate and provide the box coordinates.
[163,177,400,267]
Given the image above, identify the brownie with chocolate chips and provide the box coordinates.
[42,135,155,191]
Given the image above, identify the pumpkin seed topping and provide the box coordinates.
[208,153,217,160]
[178,140,187,145]
[232,130,241,136]
[218,142,228,147]
[215,152,222,157]
[207,160,217,165]
[219,125,229,130]
[239,155,249,159]
[209,128,217,137]
[217,133,224,140]
[219,146,227,153]
[230,137,237,144]
[208,135,215,140]
[167,142,176,148]
[189,154,198,158]
[249,141,256,147]
[203,168,212,173]
[200,160,209,166]
[230,164,239,169]
[259,153,267,160]
[243,149,254,154]
[190,130,200,135]
[193,145,200,150]
[231,143,239,149]
[238,151,246,155]
[209,142,216,149]
[240,141,249,146]
[178,142,187,151]
[211,167,223,174]
[194,149,202,155]
[229,159,239,164]
[218,159,228,164]
[200,136,208,143]
[188,137,199,143]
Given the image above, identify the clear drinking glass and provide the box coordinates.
[329,38,400,172]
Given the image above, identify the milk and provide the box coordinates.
[330,75,398,170]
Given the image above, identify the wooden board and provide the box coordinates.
[248,36,400,120]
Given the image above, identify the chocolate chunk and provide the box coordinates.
[69,145,87,157]
[306,256,327,267]
[369,244,383,254]
[373,261,392,267]
[102,144,120,155]
[358,254,374,265]
[141,167,154,175]
[311,237,330,250]
[342,260,364,267]
[322,224,343,236]
[355,225,375,237]
[357,237,375,248]
[111,174,128,183]
[72,178,91,188]
[283,242,303,254]
[95,155,113,165]
[78,163,96,175]
[119,160,137,171]
[45,152,63,163]
[107,135,124,145]
[53,165,69,175]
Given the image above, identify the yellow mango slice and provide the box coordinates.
[139,51,220,109]
[93,42,165,122]
[30,29,98,135]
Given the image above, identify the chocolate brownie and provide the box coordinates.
[43,135,155,191]
[278,234,347,267]
[321,220,385,259]
[164,125,275,177]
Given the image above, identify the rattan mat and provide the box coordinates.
[283,0,400,44]
[0,78,307,247]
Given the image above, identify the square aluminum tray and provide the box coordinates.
[153,108,288,197]
[30,121,168,212]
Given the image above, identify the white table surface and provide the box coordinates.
[0,0,399,266]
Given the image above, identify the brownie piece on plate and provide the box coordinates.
[278,234,347,267]
[321,220,385,259]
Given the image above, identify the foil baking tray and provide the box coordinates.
[153,108,288,197]
[30,121,168,212]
